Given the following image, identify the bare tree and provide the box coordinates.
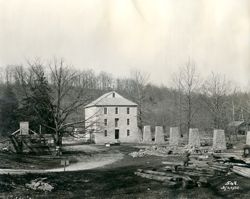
[173,60,200,132]
[239,92,250,122]
[172,71,184,132]
[201,72,232,129]
[97,71,114,90]
[47,58,93,145]
[12,59,114,146]
[129,70,150,137]
[4,65,16,84]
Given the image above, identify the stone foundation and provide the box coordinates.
[155,126,164,144]
[143,126,152,143]
[188,128,200,147]
[246,131,250,145]
[169,127,180,146]
[213,129,226,150]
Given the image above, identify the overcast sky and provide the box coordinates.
[0,0,249,89]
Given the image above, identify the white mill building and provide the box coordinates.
[84,91,140,144]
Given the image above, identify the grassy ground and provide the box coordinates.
[0,144,250,199]
[0,152,62,170]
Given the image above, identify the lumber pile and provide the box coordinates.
[134,147,250,187]
[135,155,233,188]
[212,152,250,178]
[135,169,195,188]
[208,162,231,173]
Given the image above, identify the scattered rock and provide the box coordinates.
[1,147,9,152]
[197,176,209,187]
[129,149,147,158]
[129,145,186,158]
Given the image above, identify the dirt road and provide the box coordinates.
[0,145,124,175]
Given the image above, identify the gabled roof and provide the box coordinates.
[85,91,137,108]
[228,121,245,127]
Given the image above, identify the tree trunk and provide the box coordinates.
[54,131,62,146]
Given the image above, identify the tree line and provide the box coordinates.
[0,58,249,144]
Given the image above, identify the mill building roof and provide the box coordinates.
[85,91,137,108]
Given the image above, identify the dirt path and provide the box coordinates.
[48,153,123,172]
[0,153,124,175]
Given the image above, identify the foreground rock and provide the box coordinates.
[25,178,54,192]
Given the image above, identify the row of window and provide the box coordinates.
[104,107,130,114]
[104,118,130,126]
[104,130,130,137]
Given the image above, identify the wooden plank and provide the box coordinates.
[209,164,229,170]
[11,129,20,136]
[177,167,214,175]
[139,170,170,176]
[232,166,250,178]
[213,153,242,159]
[135,169,193,183]
[162,161,184,166]
[210,166,228,172]
[178,171,214,177]
[135,171,174,181]
[29,129,39,135]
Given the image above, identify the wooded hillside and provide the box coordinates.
[0,59,249,142]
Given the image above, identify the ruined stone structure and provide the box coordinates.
[10,122,51,154]
[143,125,152,143]
[155,126,164,144]
[188,128,200,147]
[213,129,226,150]
[246,131,250,145]
[84,91,140,144]
[169,127,180,146]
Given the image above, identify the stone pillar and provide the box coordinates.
[188,128,200,147]
[213,129,226,150]
[169,127,180,146]
[155,126,164,144]
[246,131,250,145]
[143,126,152,143]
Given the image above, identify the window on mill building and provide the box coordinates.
[115,107,118,114]
[115,118,119,127]
[104,107,107,114]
